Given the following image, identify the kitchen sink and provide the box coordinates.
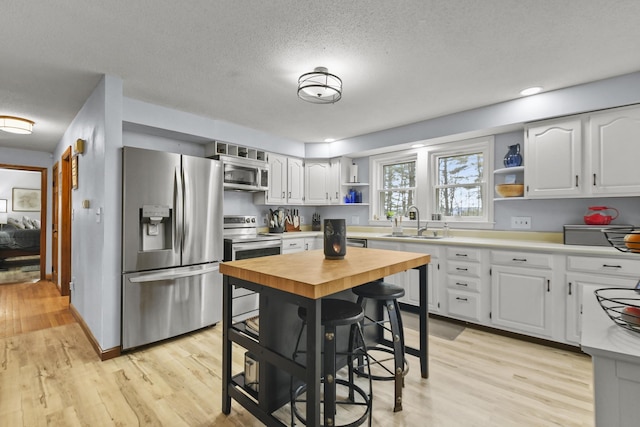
[382,234,446,240]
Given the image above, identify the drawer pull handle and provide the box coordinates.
[603,264,622,269]
[575,175,579,187]
[512,258,527,262]
[456,267,468,272]
[455,282,468,287]
[547,280,550,292]
[568,282,572,296]
[455,253,468,257]
[455,297,468,302]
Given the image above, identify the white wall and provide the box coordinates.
[53,75,123,351]
[309,71,640,158]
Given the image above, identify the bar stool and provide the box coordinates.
[291,298,373,427]
[351,280,408,412]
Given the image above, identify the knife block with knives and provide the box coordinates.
[284,208,301,232]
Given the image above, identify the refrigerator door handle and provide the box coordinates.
[182,166,190,249]
[128,265,220,283]
[175,166,184,253]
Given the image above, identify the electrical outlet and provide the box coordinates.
[300,216,305,224]
[352,215,360,225]
[511,216,531,229]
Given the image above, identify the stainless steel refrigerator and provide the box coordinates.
[121,146,223,350]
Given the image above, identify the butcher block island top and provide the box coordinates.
[219,246,431,299]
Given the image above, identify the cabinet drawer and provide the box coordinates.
[447,247,481,262]
[447,276,482,293]
[567,255,640,277]
[447,290,480,321]
[282,238,305,252]
[447,260,482,278]
[491,250,553,269]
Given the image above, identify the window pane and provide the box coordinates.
[383,162,415,189]
[436,186,483,217]
[380,190,414,218]
[438,153,483,185]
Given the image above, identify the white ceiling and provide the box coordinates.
[2,1,640,153]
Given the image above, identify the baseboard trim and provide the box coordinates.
[69,303,121,361]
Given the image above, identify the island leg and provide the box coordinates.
[304,298,322,426]
[222,275,232,414]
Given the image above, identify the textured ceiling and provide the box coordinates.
[1,0,640,153]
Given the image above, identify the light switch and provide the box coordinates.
[96,207,101,223]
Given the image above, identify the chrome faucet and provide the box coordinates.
[406,205,428,236]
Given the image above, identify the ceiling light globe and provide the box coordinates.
[298,67,342,104]
[0,116,34,134]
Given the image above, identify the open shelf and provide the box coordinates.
[494,166,524,175]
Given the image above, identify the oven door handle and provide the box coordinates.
[232,241,281,252]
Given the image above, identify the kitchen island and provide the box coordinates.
[581,287,640,426]
[219,246,430,427]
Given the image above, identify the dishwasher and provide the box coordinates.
[346,238,367,248]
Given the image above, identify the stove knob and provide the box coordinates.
[245,217,251,223]
[250,217,256,223]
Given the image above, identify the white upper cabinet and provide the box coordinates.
[267,153,287,204]
[525,118,583,198]
[304,160,331,204]
[524,104,640,199]
[287,157,305,204]
[588,105,640,196]
[257,153,304,205]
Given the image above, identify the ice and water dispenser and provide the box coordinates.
[140,205,172,251]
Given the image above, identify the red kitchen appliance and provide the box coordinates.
[583,206,618,225]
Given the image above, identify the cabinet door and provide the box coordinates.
[565,273,638,344]
[589,106,640,195]
[491,265,553,338]
[304,161,330,204]
[287,157,305,204]
[525,118,583,198]
[328,157,342,204]
[267,153,287,204]
[304,237,322,251]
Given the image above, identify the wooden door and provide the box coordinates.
[60,147,72,296]
[52,162,59,287]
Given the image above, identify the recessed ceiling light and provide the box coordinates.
[520,87,542,96]
[411,143,424,148]
[324,138,335,142]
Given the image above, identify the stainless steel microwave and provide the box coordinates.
[217,155,269,192]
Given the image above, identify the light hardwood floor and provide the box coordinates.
[0,281,595,426]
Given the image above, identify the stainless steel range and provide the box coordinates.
[223,215,281,323]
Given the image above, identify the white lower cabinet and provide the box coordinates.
[490,265,553,338]
[490,250,556,339]
[368,240,441,314]
[565,254,640,345]
[304,236,322,251]
[445,247,488,323]
[282,237,305,254]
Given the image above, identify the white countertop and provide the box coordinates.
[270,229,637,257]
[581,288,640,363]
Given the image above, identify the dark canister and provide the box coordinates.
[324,218,346,260]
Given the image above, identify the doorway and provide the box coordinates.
[0,164,47,284]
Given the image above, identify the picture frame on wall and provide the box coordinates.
[12,188,41,212]
[71,154,78,189]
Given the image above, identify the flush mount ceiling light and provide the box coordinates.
[298,67,342,104]
[0,116,34,134]
[520,86,542,96]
